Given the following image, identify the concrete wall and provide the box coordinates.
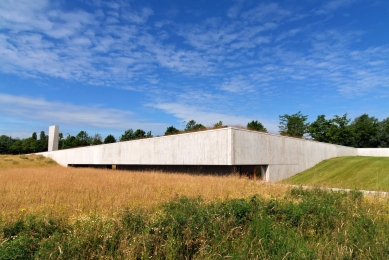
[38,127,389,182]
[39,127,232,167]
[358,148,389,157]
[231,129,357,181]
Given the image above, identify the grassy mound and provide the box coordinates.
[1,188,388,259]
[284,156,389,191]
[0,154,56,169]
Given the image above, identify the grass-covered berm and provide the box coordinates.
[284,156,389,192]
[1,155,389,259]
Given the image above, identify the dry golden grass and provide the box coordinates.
[0,154,56,169]
[0,155,289,220]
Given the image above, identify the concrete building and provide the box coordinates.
[38,126,389,182]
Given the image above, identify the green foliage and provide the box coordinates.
[350,114,379,148]
[38,131,48,151]
[104,134,116,144]
[377,117,389,147]
[0,135,14,154]
[120,129,134,141]
[308,115,332,142]
[62,135,77,149]
[308,114,354,146]
[213,121,224,128]
[9,140,23,154]
[325,114,354,146]
[91,133,103,145]
[308,113,383,147]
[120,128,151,141]
[247,120,267,132]
[133,129,146,139]
[0,215,66,260]
[22,138,37,153]
[1,190,389,259]
[185,120,206,132]
[164,126,179,135]
[279,111,308,137]
[76,131,91,147]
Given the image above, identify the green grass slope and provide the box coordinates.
[284,156,389,192]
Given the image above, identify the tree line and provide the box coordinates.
[1,112,388,154]
[278,112,389,148]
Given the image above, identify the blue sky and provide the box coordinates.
[0,0,388,139]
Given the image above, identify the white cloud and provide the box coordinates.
[275,28,302,42]
[0,93,165,131]
[227,4,242,19]
[316,0,357,15]
[240,3,291,23]
[220,76,255,93]
[122,7,154,24]
[150,102,278,132]
[0,0,387,102]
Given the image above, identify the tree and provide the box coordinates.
[133,129,146,139]
[63,135,77,149]
[32,132,37,140]
[120,129,134,141]
[247,120,267,132]
[213,121,224,128]
[146,131,152,138]
[0,135,14,154]
[76,131,90,147]
[350,114,379,148]
[377,118,389,147]
[185,120,206,132]
[279,111,308,138]
[185,120,197,131]
[22,137,37,153]
[91,133,103,145]
[165,126,179,135]
[308,115,332,142]
[58,133,64,150]
[38,131,48,152]
[9,140,22,154]
[104,134,116,144]
[327,114,354,146]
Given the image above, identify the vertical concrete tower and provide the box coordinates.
[48,125,59,152]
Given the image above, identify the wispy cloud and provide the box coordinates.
[0,93,165,131]
[240,2,292,22]
[0,0,388,118]
[220,76,255,93]
[315,0,357,15]
[150,102,279,132]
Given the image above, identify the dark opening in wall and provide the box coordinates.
[116,165,237,175]
[238,165,268,180]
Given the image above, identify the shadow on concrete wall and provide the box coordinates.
[68,164,268,180]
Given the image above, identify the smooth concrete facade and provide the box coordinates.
[38,127,389,182]
[357,148,389,157]
[48,125,59,152]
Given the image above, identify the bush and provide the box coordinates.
[247,120,267,132]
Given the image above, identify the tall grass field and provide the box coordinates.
[1,155,389,259]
